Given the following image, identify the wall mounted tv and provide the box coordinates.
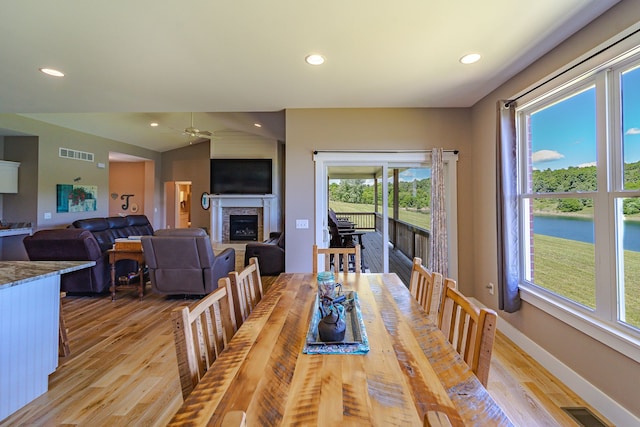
[210,158,273,195]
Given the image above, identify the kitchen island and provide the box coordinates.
[0,261,94,421]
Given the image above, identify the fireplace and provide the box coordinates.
[229,215,259,241]
[207,194,277,243]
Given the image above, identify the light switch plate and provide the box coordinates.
[296,219,309,229]
[44,212,52,220]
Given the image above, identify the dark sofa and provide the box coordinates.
[23,228,111,293]
[244,231,284,275]
[71,214,154,252]
[23,215,154,294]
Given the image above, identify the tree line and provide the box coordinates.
[329,178,431,210]
[330,160,640,215]
[533,161,640,214]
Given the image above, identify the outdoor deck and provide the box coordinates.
[360,231,413,286]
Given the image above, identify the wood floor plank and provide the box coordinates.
[487,331,613,427]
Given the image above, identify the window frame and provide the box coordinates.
[514,44,640,363]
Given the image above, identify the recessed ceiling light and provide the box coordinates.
[459,53,481,65]
[305,54,325,65]
[150,122,159,127]
[254,123,262,128]
[39,68,65,77]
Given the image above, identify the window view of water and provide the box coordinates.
[534,215,640,252]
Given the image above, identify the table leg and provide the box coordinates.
[137,264,144,299]
[110,260,117,301]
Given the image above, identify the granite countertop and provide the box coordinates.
[0,222,32,237]
[0,261,95,290]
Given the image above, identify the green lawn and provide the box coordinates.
[331,201,640,328]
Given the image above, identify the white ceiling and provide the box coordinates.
[0,0,620,153]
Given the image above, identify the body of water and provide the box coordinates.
[534,215,640,252]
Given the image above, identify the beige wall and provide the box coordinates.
[3,136,38,226]
[284,108,473,278]
[160,134,284,233]
[470,0,640,417]
[0,114,162,230]
[160,140,211,230]
[109,162,147,217]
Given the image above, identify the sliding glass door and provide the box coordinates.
[314,151,458,283]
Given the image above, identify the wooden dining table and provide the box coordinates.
[169,273,513,426]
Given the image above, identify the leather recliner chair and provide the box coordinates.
[244,231,284,276]
[141,228,235,295]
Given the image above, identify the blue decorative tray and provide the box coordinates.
[303,291,370,355]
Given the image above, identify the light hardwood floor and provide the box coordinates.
[0,280,611,426]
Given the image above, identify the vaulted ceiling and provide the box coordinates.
[0,0,620,152]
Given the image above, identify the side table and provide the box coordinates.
[108,240,145,300]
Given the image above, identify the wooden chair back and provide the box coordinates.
[312,244,361,274]
[424,410,453,427]
[221,410,247,427]
[171,282,238,400]
[59,292,70,357]
[437,278,497,387]
[227,257,264,328]
[409,257,443,322]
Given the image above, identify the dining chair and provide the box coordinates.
[437,278,497,387]
[59,292,70,357]
[312,244,362,274]
[227,257,264,328]
[409,257,443,322]
[171,282,238,400]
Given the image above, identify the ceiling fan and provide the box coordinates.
[182,112,213,140]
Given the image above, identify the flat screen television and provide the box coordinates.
[210,158,273,195]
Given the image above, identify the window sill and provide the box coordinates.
[519,285,640,363]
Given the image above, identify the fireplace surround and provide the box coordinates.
[207,194,277,243]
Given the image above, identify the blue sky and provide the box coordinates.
[531,65,640,170]
[398,168,431,181]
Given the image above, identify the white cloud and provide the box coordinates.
[532,150,564,163]
[626,128,640,135]
[578,162,597,168]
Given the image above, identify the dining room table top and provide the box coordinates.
[169,272,512,426]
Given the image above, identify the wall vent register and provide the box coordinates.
[59,147,94,162]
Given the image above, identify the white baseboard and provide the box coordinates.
[470,298,640,427]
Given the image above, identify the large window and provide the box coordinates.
[517,52,640,344]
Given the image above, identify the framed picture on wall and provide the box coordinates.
[56,184,98,213]
[201,192,210,210]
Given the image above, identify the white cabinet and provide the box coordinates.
[0,161,20,193]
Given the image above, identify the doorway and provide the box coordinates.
[165,181,192,228]
[314,151,458,281]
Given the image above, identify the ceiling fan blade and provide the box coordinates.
[180,113,214,140]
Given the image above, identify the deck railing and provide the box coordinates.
[334,212,376,230]
[374,213,430,264]
[335,211,430,265]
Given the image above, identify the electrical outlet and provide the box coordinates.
[296,219,309,229]
[487,282,495,295]
[44,212,52,220]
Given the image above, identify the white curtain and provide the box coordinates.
[429,147,448,276]
[429,148,448,313]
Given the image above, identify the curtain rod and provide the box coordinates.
[313,149,459,154]
[506,26,640,107]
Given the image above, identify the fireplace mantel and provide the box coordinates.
[207,194,277,243]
